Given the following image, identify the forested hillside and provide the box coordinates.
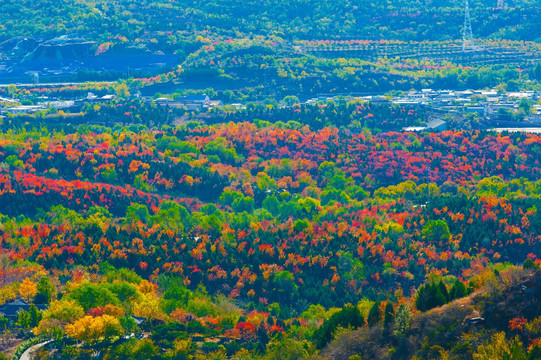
[0,115,540,358]
[1,0,541,359]
[1,0,540,44]
[2,0,540,95]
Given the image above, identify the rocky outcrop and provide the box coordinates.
[0,37,38,60]
[21,41,94,63]
[480,271,541,331]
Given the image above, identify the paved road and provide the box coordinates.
[19,340,51,360]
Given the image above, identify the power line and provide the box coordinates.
[462,0,477,52]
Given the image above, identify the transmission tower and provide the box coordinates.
[462,0,477,52]
[497,0,504,8]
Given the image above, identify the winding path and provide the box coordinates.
[19,340,51,360]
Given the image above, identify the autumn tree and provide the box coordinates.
[19,277,38,303]
[42,299,85,325]
[33,318,63,340]
[66,315,123,344]
[133,295,166,323]
[114,83,130,100]
[473,332,526,360]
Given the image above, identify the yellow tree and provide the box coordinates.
[101,314,123,341]
[33,318,64,340]
[0,283,18,305]
[133,294,166,323]
[66,315,122,344]
[42,299,85,325]
[66,316,95,343]
[137,279,157,295]
[103,304,125,318]
[19,278,38,303]
[473,332,525,360]
[114,83,130,100]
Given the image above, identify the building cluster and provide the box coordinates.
[392,89,541,122]
[152,94,221,111]
[0,92,116,115]
[0,93,223,116]
[2,88,540,129]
